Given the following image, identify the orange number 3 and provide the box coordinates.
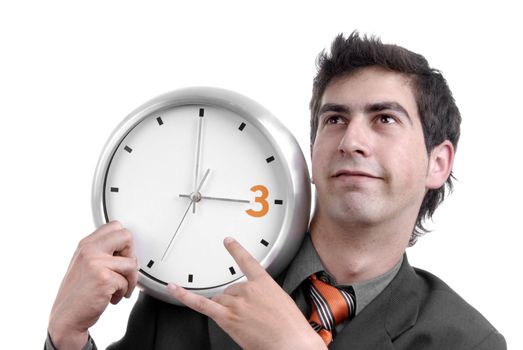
[246,185,269,217]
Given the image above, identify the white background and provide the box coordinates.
[1,1,521,348]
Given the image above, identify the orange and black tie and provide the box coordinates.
[308,273,356,345]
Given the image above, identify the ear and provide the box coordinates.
[426,140,455,190]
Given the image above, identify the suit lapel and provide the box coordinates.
[330,255,420,349]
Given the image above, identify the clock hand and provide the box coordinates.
[162,169,211,261]
[179,194,251,204]
[193,110,204,214]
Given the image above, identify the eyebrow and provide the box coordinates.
[319,103,350,115]
[319,101,413,125]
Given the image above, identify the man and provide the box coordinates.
[47,32,506,349]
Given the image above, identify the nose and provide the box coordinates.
[337,118,371,157]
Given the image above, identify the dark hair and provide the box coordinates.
[310,31,461,246]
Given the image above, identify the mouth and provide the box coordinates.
[333,169,382,179]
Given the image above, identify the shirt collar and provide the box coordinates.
[282,234,323,294]
[351,255,403,315]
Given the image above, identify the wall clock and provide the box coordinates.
[92,87,310,304]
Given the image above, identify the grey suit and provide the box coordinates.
[104,256,505,349]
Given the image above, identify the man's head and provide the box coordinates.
[310,32,461,245]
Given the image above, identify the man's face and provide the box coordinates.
[311,66,431,230]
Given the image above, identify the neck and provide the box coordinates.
[309,211,409,285]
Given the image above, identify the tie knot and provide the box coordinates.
[308,273,356,344]
[310,272,331,283]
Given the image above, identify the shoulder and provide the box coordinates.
[412,266,488,324]
[407,266,506,349]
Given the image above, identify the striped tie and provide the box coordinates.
[308,273,356,345]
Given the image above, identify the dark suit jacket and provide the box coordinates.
[107,257,505,349]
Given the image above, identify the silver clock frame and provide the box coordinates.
[92,87,311,304]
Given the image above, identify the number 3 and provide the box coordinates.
[246,185,269,217]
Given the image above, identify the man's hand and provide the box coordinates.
[48,221,139,349]
[167,237,327,350]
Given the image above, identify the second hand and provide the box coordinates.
[161,168,211,261]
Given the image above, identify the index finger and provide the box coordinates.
[223,237,267,280]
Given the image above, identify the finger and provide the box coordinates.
[111,290,125,305]
[112,229,135,259]
[223,281,248,296]
[80,225,134,257]
[102,256,139,298]
[166,284,226,319]
[78,221,123,248]
[98,228,135,257]
[224,237,266,280]
[211,294,237,307]
[100,220,123,234]
[87,221,123,240]
[124,261,139,298]
[109,270,129,305]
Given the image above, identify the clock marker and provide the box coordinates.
[199,108,205,117]
[156,117,164,125]
[229,266,236,275]
[275,200,283,205]
[239,122,246,131]
[147,260,154,268]
[260,239,269,247]
[124,145,133,153]
[110,187,119,192]
[188,274,193,283]
[266,156,275,163]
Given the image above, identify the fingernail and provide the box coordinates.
[167,283,177,292]
[224,237,235,244]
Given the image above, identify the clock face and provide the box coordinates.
[93,87,310,304]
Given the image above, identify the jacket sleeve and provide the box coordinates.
[44,293,156,350]
[44,332,97,350]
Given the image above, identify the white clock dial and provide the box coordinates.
[92,87,310,304]
[104,105,287,289]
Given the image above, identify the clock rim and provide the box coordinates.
[92,86,311,304]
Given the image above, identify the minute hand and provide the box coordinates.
[178,194,250,204]
[192,110,204,213]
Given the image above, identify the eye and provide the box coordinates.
[325,115,345,125]
[377,114,397,124]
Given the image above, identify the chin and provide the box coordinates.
[331,203,382,227]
